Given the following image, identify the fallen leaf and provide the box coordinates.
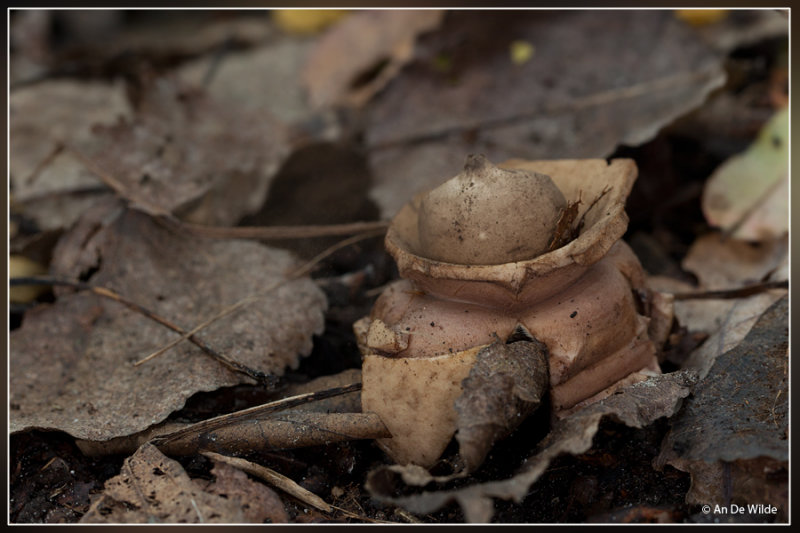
[10,202,326,441]
[303,10,444,109]
[9,255,48,303]
[674,9,728,26]
[80,443,259,523]
[85,76,291,226]
[455,338,549,473]
[688,9,787,53]
[198,460,289,523]
[676,233,787,377]
[178,37,317,126]
[364,10,726,217]
[702,107,788,241]
[202,451,332,513]
[9,79,128,230]
[366,370,695,522]
[273,9,348,35]
[656,296,788,518]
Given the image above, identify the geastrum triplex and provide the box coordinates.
[355,155,670,468]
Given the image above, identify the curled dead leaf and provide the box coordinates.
[455,337,549,473]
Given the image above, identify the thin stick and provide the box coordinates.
[201,451,333,513]
[670,280,788,301]
[163,217,390,241]
[69,141,391,241]
[9,276,275,384]
[24,142,64,185]
[201,451,393,522]
[150,383,362,448]
[134,228,384,366]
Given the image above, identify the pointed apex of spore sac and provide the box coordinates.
[463,153,493,174]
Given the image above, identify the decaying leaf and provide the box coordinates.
[178,37,317,126]
[688,9,788,53]
[662,233,788,378]
[367,370,695,522]
[303,10,444,109]
[9,79,128,231]
[10,202,326,441]
[198,460,289,523]
[202,451,332,514]
[365,10,726,217]
[80,443,275,523]
[84,76,291,226]
[455,338,549,473]
[656,296,788,518]
[702,107,788,241]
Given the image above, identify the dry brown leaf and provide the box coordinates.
[363,10,726,217]
[198,460,289,523]
[455,338,549,473]
[10,202,326,441]
[656,296,788,519]
[80,443,263,523]
[179,37,317,126]
[677,233,788,377]
[9,79,128,230]
[85,76,290,226]
[303,10,444,109]
[201,451,332,513]
[689,9,788,53]
[366,370,695,522]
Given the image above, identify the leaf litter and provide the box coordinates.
[80,443,288,523]
[10,200,326,441]
[366,370,697,522]
[8,9,790,524]
[655,296,788,518]
[364,10,727,217]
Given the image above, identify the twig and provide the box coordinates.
[23,141,64,186]
[68,140,391,241]
[201,36,234,88]
[201,451,332,513]
[9,276,276,385]
[151,383,362,448]
[163,217,390,241]
[201,451,394,523]
[670,280,788,301]
[66,143,169,216]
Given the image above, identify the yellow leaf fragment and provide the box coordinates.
[702,108,788,241]
[272,9,348,35]
[10,255,48,303]
[675,9,729,26]
[510,40,535,65]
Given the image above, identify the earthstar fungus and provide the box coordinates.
[355,155,668,468]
